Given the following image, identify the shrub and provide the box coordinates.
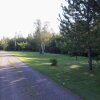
[50,59,57,66]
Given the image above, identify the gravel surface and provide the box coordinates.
[0,52,82,100]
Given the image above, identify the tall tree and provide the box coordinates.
[33,20,42,53]
[40,22,53,53]
[59,0,100,70]
[34,20,52,54]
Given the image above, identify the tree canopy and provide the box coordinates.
[59,0,100,70]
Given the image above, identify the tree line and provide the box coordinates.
[0,20,61,54]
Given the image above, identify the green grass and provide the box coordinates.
[11,51,100,100]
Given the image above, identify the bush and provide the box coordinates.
[50,59,57,66]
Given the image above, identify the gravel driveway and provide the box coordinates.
[0,52,82,100]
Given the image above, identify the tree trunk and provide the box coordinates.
[87,1,93,70]
[88,47,93,70]
[76,55,78,60]
[40,43,45,54]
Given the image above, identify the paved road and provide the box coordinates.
[0,52,82,100]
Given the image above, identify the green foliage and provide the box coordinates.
[27,34,37,51]
[33,20,53,53]
[0,37,9,50]
[0,20,55,52]
[50,58,57,66]
[59,0,100,50]
[59,0,100,70]
[17,42,28,50]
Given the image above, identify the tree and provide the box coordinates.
[1,37,9,50]
[7,39,15,51]
[46,34,61,54]
[27,34,37,51]
[59,0,100,70]
[40,22,53,53]
[17,42,28,51]
[33,20,52,54]
[33,20,42,53]
[15,35,26,51]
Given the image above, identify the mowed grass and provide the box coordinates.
[11,51,100,100]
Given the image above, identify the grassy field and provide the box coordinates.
[11,51,100,100]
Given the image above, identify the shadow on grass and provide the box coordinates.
[12,52,100,100]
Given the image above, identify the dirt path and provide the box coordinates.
[0,52,82,100]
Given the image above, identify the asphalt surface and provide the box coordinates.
[0,52,82,100]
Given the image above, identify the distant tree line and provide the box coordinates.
[0,20,61,54]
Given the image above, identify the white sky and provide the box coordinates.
[0,0,63,38]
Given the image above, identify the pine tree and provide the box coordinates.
[59,0,100,70]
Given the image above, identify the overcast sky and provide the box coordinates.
[0,0,63,38]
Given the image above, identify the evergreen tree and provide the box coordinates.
[59,0,100,70]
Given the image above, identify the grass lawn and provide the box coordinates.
[11,51,100,100]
